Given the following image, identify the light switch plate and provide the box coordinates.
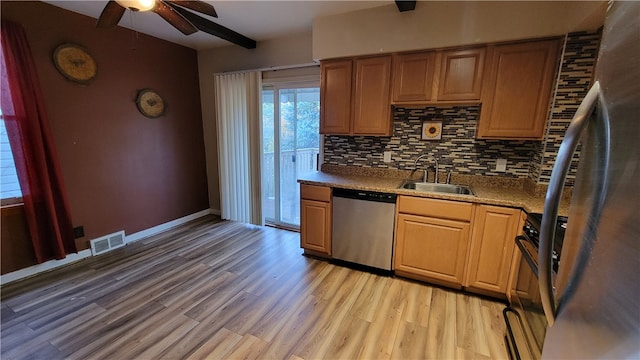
[496,158,507,172]
[383,151,392,163]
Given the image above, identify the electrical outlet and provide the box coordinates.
[496,158,507,172]
[383,151,392,163]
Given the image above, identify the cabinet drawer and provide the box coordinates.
[300,184,331,202]
[397,195,473,221]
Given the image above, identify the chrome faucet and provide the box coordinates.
[414,154,439,183]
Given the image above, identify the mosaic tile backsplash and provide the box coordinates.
[324,106,537,178]
[533,31,601,186]
[324,31,601,186]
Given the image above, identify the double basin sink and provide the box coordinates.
[399,180,475,196]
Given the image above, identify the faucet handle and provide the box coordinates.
[446,170,452,184]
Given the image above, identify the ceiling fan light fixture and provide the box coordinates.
[115,0,156,12]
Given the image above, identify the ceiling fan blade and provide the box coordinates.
[165,0,217,18]
[153,0,198,35]
[167,2,256,49]
[97,0,126,28]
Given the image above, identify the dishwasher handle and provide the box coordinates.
[332,188,397,203]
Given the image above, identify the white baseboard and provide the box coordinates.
[126,208,214,243]
[0,249,92,286]
[0,208,215,286]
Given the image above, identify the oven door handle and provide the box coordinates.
[539,82,601,326]
[515,235,539,278]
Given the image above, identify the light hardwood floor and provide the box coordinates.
[1,216,509,359]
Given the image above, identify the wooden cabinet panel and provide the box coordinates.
[507,210,527,303]
[353,56,393,135]
[394,213,471,288]
[300,184,331,202]
[437,47,485,101]
[391,52,436,102]
[478,39,561,139]
[300,199,332,256]
[320,59,352,135]
[397,196,473,221]
[465,205,522,297]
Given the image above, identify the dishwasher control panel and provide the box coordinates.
[332,188,397,203]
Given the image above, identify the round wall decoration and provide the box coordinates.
[136,89,166,118]
[53,43,97,84]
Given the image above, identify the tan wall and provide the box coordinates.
[312,1,607,60]
[197,32,315,212]
[1,1,209,272]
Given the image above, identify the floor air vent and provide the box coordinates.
[90,230,126,256]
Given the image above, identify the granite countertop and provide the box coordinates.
[298,167,571,216]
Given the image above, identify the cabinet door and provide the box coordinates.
[478,39,560,139]
[465,205,522,296]
[320,59,352,135]
[436,47,485,101]
[394,213,471,289]
[391,52,436,103]
[352,56,392,135]
[300,199,331,255]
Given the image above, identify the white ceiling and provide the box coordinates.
[44,1,393,50]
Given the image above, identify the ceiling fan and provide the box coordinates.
[97,0,256,49]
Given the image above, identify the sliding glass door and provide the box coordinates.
[262,84,320,228]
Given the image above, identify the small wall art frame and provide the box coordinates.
[421,121,442,140]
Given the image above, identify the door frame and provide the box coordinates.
[261,80,322,229]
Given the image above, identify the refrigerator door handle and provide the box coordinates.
[539,81,601,326]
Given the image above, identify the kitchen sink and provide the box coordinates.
[399,181,476,196]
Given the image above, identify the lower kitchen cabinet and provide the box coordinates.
[465,205,524,297]
[393,196,473,289]
[300,185,332,257]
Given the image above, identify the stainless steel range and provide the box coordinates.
[503,212,567,360]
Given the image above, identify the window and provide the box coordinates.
[0,107,23,203]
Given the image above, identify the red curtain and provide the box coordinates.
[0,21,77,263]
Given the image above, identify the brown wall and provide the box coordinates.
[1,1,209,273]
[1,205,36,274]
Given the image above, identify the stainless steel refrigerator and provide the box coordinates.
[538,1,640,358]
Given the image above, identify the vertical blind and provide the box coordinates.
[214,71,262,225]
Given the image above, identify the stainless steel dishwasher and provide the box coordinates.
[332,188,397,271]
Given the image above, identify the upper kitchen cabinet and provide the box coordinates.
[352,56,393,135]
[391,52,436,103]
[391,47,485,104]
[436,47,486,101]
[478,39,561,139]
[320,59,352,135]
[320,56,393,136]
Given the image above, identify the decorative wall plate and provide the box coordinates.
[421,121,442,140]
[136,89,166,118]
[53,43,97,84]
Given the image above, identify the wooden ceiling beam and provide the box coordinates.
[395,1,416,12]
